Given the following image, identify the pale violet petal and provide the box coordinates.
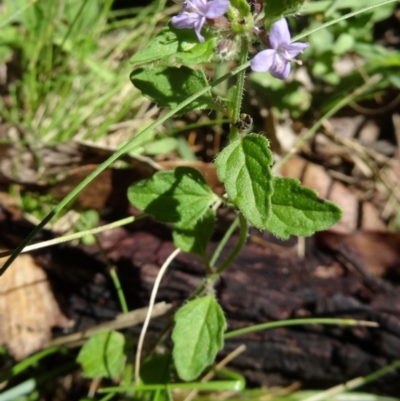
[194,16,206,42]
[171,13,199,29]
[205,0,230,18]
[250,49,276,72]
[269,18,291,49]
[270,58,290,80]
[191,0,208,14]
[285,42,310,58]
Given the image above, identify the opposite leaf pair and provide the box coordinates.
[128,134,342,244]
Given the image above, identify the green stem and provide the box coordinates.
[99,380,242,393]
[99,393,115,401]
[94,236,129,314]
[213,213,248,278]
[224,317,378,339]
[189,214,247,299]
[209,216,239,268]
[229,37,249,142]
[110,266,129,314]
[0,346,67,383]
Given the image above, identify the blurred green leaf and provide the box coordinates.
[77,330,126,379]
[230,0,251,17]
[143,137,179,156]
[264,0,306,27]
[130,66,218,114]
[130,25,216,67]
[332,33,355,54]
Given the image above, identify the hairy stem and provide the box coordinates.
[229,37,249,142]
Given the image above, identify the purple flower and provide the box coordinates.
[171,0,230,43]
[251,18,309,80]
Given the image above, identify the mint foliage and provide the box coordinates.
[77,330,126,379]
[130,66,219,114]
[130,26,217,67]
[230,0,251,17]
[172,295,227,381]
[173,208,215,259]
[264,0,306,27]
[127,167,217,227]
[267,177,343,239]
[215,134,274,229]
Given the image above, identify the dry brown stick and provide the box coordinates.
[47,302,173,348]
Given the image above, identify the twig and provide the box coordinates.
[47,302,172,348]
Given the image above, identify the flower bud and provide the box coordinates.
[216,39,237,60]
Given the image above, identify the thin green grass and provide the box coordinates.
[0,0,169,147]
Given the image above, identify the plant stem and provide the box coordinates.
[224,317,378,339]
[209,216,239,268]
[213,213,248,278]
[91,232,129,314]
[0,346,67,383]
[189,214,247,300]
[229,37,249,142]
[110,266,129,314]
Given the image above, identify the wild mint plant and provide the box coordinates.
[0,0,396,397]
[126,0,342,384]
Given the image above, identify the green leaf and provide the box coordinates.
[127,167,217,227]
[130,25,217,67]
[264,0,306,27]
[77,330,126,379]
[173,208,215,258]
[172,295,226,381]
[215,134,273,229]
[230,0,251,17]
[143,137,179,155]
[130,27,179,66]
[130,66,217,114]
[332,33,355,55]
[267,177,342,239]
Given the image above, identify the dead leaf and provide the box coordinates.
[318,230,400,278]
[0,253,73,360]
